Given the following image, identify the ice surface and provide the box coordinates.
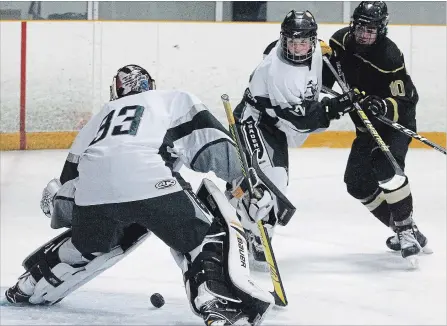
[1,149,445,325]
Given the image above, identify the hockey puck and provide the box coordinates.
[150,293,165,308]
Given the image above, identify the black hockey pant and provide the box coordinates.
[71,188,212,256]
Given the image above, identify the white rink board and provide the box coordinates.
[0,22,446,132]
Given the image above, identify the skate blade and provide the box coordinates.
[208,317,251,326]
[0,296,31,307]
[422,246,433,254]
[405,255,419,269]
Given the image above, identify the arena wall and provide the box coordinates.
[1,21,445,150]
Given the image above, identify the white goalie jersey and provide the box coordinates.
[64,90,241,206]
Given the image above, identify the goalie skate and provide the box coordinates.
[200,298,251,326]
[4,283,32,304]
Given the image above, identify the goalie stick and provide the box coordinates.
[221,94,288,307]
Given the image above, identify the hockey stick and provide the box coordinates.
[221,94,288,307]
[322,85,446,154]
[322,56,406,191]
[379,118,446,154]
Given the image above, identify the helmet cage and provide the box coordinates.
[280,10,318,64]
[280,32,317,63]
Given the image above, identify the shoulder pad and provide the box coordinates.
[329,27,350,51]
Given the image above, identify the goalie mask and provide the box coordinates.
[280,10,318,64]
[110,64,156,101]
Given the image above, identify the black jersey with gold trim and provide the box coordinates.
[322,27,418,131]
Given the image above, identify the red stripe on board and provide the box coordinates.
[20,21,27,150]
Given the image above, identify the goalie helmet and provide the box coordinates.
[349,1,389,51]
[110,64,156,101]
[280,10,318,64]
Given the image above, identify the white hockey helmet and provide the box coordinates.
[110,64,156,101]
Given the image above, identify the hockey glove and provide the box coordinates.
[40,178,61,218]
[361,95,388,117]
[247,184,274,222]
[227,177,274,223]
[322,88,365,120]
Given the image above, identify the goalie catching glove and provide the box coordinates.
[226,177,274,223]
[40,178,62,218]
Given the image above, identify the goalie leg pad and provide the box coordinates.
[196,179,273,324]
[20,226,150,305]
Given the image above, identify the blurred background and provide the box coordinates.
[0,1,445,149]
[1,1,446,24]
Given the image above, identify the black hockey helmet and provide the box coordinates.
[110,64,156,101]
[349,1,389,50]
[280,10,318,64]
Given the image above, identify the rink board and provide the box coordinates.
[0,130,445,150]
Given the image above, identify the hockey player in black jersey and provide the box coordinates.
[227,10,362,269]
[322,1,432,263]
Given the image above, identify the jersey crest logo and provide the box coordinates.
[304,79,318,100]
[155,179,177,190]
[291,103,306,117]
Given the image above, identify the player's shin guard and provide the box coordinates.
[379,177,431,255]
[359,188,392,227]
[172,179,273,325]
[6,225,150,305]
[381,176,413,224]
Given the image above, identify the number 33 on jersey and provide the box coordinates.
[67,90,234,206]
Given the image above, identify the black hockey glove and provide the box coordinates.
[322,88,365,120]
[361,95,388,117]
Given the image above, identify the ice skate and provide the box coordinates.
[200,298,251,326]
[386,224,432,254]
[395,224,422,268]
[4,283,31,304]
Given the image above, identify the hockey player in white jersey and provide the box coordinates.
[228,10,364,269]
[5,64,275,325]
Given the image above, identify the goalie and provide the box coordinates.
[4,64,275,325]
